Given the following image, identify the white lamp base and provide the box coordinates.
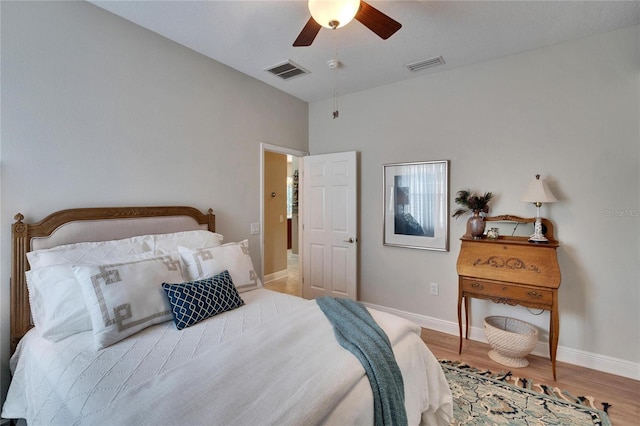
[528,216,548,243]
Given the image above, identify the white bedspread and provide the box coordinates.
[2,289,452,425]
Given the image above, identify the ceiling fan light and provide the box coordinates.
[308,0,360,29]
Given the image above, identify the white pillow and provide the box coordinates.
[178,240,262,293]
[26,265,94,341]
[153,230,223,254]
[27,234,153,269]
[74,255,184,349]
[26,251,160,342]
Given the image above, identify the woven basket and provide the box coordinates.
[484,316,538,368]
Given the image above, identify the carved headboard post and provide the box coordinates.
[11,213,31,353]
[207,208,216,233]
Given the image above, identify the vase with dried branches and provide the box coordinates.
[452,190,494,239]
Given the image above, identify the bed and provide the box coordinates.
[2,206,453,425]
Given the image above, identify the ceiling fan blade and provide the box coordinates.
[293,17,322,47]
[355,1,402,40]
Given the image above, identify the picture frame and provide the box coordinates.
[383,160,449,251]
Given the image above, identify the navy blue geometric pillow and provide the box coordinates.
[162,270,245,330]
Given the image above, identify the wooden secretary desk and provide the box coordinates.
[456,215,561,379]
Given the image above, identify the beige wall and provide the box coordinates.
[310,25,640,377]
[0,0,308,402]
[264,152,288,276]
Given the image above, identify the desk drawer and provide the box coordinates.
[461,278,553,304]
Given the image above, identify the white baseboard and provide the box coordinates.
[263,269,288,283]
[362,302,640,381]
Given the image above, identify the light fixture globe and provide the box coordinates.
[308,0,360,29]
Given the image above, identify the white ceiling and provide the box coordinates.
[90,1,640,103]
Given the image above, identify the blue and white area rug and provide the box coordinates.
[440,360,612,426]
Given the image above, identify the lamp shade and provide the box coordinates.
[520,174,558,203]
[308,0,360,29]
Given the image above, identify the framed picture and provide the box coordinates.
[383,160,449,251]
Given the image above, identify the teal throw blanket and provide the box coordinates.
[316,297,407,426]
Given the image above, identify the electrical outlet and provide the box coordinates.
[430,282,439,296]
[250,223,260,235]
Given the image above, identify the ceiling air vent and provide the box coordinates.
[265,60,310,81]
[405,56,445,72]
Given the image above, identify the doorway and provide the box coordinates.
[260,143,306,297]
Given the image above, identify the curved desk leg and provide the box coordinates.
[464,297,469,340]
[550,299,559,380]
[458,289,470,354]
[458,292,463,354]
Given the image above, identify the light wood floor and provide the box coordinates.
[421,328,639,425]
[263,250,301,296]
[263,257,638,425]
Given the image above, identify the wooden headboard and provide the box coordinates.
[11,206,215,352]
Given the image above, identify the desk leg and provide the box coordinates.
[458,292,470,354]
[464,297,469,340]
[458,292,463,354]
[550,303,559,380]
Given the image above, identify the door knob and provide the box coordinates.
[343,237,356,243]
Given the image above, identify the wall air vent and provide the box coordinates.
[264,60,310,80]
[405,56,445,72]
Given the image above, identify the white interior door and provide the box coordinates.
[302,151,357,300]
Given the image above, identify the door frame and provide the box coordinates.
[259,143,308,295]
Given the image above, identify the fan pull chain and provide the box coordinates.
[332,63,339,119]
[331,32,339,119]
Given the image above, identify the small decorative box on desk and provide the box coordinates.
[456,215,561,379]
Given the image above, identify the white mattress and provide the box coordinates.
[2,289,452,425]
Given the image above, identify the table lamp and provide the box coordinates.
[520,174,557,243]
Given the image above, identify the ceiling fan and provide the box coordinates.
[293,0,402,47]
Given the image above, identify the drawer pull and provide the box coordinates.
[471,282,484,290]
[527,291,543,299]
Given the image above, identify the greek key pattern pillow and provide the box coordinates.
[178,240,262,293]
[162,270,245,330]
[74,255,183,349]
